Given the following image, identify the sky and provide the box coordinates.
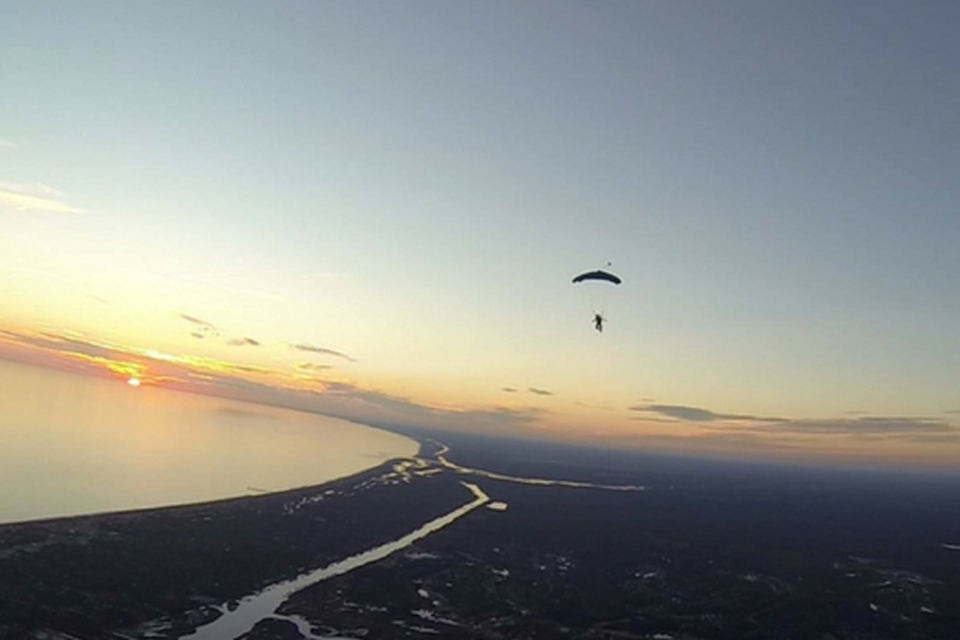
[2,1,960,471]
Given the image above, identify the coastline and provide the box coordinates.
[0,359,422,527]
[0,439,481,640]
[0,453,415,531]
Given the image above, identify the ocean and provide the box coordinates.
[0,360,418,525]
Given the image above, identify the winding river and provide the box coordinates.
[180,482,490,640]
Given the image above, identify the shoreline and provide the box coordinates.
[0,358,423,528]
[0,453,416,531]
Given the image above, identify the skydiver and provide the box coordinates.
[594,313,605,332]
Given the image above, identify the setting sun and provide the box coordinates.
[127,378,141,387]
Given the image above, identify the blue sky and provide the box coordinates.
[2,1,959,468]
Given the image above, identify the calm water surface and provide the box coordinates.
[0,361,419,525]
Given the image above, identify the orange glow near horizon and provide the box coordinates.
[1,320,958,475]
[0,324,339,394]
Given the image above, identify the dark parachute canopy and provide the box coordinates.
[571,269,622,285]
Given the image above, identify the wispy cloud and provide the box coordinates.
[0,139,16,149]
[2,330,124,362]
[179,314,265,348]
[0,328,290,388]
[762,416,957,436]
[294,362,333,374]
[502,386,554,396]
[528,387,554,396]
[291,342,356,362]
[177,364,541,435]
[179,313,220,339]
[630,403,959,441]
[0,179,84,214]
[630,404,775,422]
[180,313,217,329]
[0,327,537,436]
[316,379,542,432]
[906,433,960,444]
[226,337,260,347]
[0,329,181,386]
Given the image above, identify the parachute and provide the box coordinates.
[572,268,622,331]
[571,270,622,285]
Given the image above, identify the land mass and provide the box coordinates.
[2,430,960,639]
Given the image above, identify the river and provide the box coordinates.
[180,482,490,640]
